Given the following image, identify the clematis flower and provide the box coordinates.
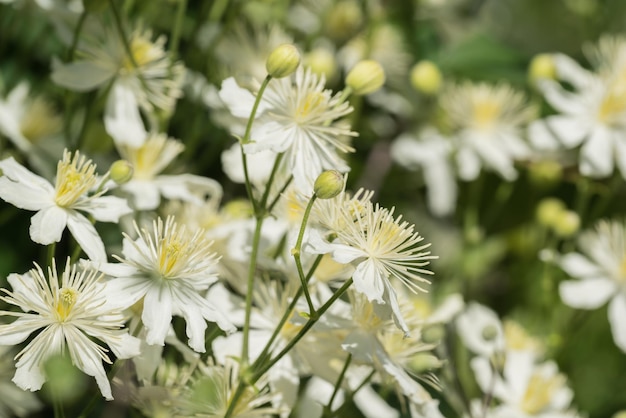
[0,258,140,400]
[219,66,356,192]
[308,192,436,336]
[0,150,132,262]
[51,22,184,147]
[98,216,235,352]
[557,219,626,352]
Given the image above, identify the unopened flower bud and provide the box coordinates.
[345,60,385,95]
[422,325,445,344]
[481,324,499,341]
[304,47,337,81]
[266,44,301,78]
[536,198,565,228]
[529,53,556,86]
[410,60,443,95]
[410,353,442,372]
[528,160,563,187]
[314,170,344,199]
[110,160,134,185]
[553,210,580,238]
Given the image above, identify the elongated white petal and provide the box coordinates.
[559,278,616,309]
[66,212,107,262]
[51,61,116,91]
[29,206,68,245]
[104,81,147,147]
[580,125,614,177]
[219,77,268,118]
[559,253,604,278]
[142,285,173,346]
[608,293,626,353]
[79,195,132,222]
[352,258,385,303]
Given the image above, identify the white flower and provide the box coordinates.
[471,352,577,418]
[441,82,534,181]
[391,130,456,217]
[456,302,506,358]
[98,216,235,352]
[0,150,132,262]
[0,258,140,400]
[51,22,184,147]
[115,133,222,210]
[530,37,626,178]
[308,195,435,335]
[219,67,356,192]
[557,219,626,352]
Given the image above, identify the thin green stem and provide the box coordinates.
[292,194,318,315]
[67,10,88,62]
[242,76,271,145]
[325,353,352,415]
[46,243,56,269]
[252,254,323,369]
[259,153,284,210]
[169,0,187,59]
[241,217,264,367]
[267,176,293,213]
[251,278,353,383]
[209,0,230,21]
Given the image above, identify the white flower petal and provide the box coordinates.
[423,156,457,217]
[352,259,385,303]
[104,81,147,147]
[545,115,589,148]
[66,212,107,262]
[580,125,614,177]
[51,61,116,91]
[456,147,481,181]
[29,206,68,245]
[79,195,132,222]
[219,77,268,119]
[559,278,616,309]
[559,253,604,278]
[608,293,626,353]
[142,285,173,346]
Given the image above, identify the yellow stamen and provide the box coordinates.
[54,150,98,207]
[472,99,502,130]
[295,91,325,122]
[521,372,565,414]
[55,288,78,321]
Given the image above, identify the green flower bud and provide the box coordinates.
[266,44,301,78]
[528,160,563,188]
[109,160,134,185]
[529,53,556,86]
[304,47,337,81]
[536,198,566,228]
[410,353,442,373]
[410,60,443,95]
[314,170,344,199]
[482,324,499,341]
[345,60,385,95]
[553,210,580,238]
[421,325,445,344]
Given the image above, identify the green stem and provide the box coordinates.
[325,353,352,415]
[250,278,353,383]
[241,217,264,367]
[292,194,318,315]
[208,0,230,21]
[169,0,187,59]
[46,243,57,269]
[252,254,323,370]
[67,10,88,62]
[267,176,293,213]
[259,153,284,210]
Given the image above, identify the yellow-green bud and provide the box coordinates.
[553,210,581,238]
[110,160,134,185]
[421,325,445,344]
[536,198,566,228]
[325,0,363,41]
[304,47,337,81]
[528,160,563,187]
[410,60,443,95]
[529,53,556,86]
[223,199,254,219]
[612,412,626,418]
[481,324,499,341]
[314,170,344,199]
[410,353,442,372]
[266,44,301,78]
[345,60,385,95]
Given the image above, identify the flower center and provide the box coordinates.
[122,36,160,71]
[54,150,98,207]
[520,372,564,414]
[598,86,626,125]
[295,91,325,122]
[55,288,78,321]
[471,99,501,131]
[158,237,190,278]
[122,135,183,180]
